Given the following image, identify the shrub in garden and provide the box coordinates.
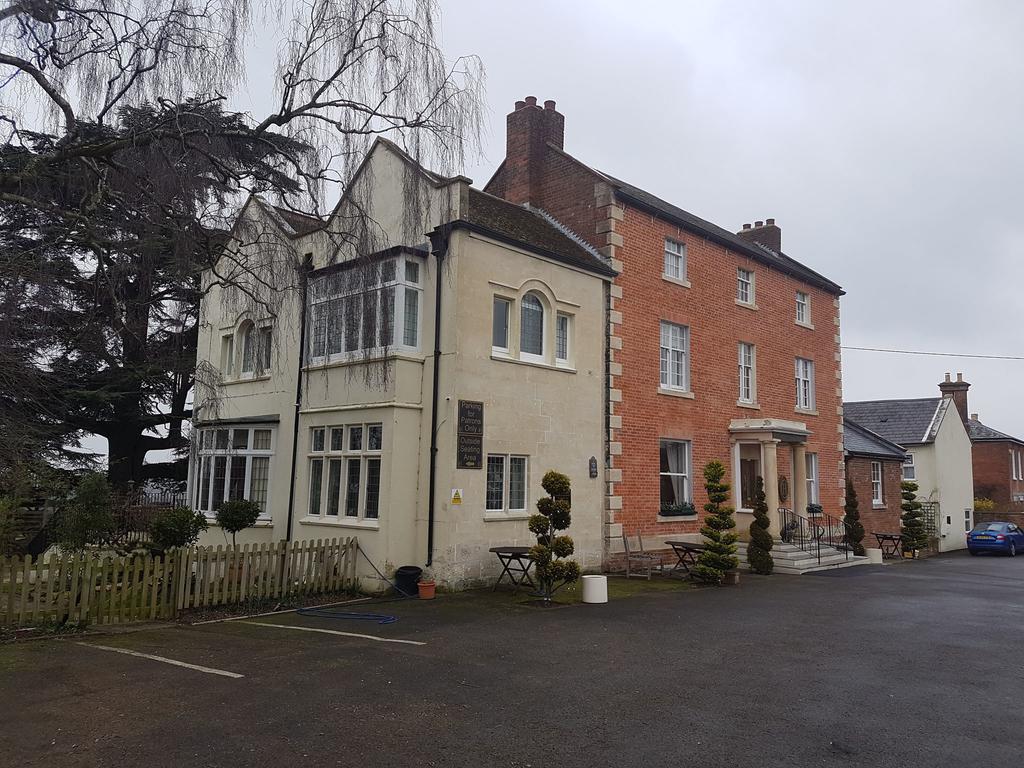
[215,500,262,546]
[974,497,995,512]
[843,479,866,556]
[149,506,208,552]
[747,476,774,575]
[900,481,928,555]
[693,461,739,584]
[528,470,580,602]
[55,473,116,550]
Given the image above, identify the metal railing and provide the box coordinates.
[778,507,852,564]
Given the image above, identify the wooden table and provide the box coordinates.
[873,532,903,559]
[665,540,705,577]
[489,546,535,592]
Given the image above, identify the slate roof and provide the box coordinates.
[463,188,616,278]
[273,206,325,237]
[967,417,1024,444]
[603,174,843,295]
[843,398,946,446]
[843,418,908,460]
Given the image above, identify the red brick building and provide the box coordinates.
[843,418,906,540]
[942,374,1024,511]
[486,97,846,554]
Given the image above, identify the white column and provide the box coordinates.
[793,443,808,517]
[763,439,780,537]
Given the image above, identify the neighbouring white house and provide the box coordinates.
[187,138,615,589]
[844,374,976,552]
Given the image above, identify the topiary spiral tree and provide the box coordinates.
[900,481,928,556]
[747,475,774,575]
[528,470,581,603]
[693,461,739,584]
[844,479,866,556]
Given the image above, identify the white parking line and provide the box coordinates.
[238,620,426,646]
[75,643,244,678]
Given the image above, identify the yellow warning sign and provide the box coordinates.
[451,489,463,505]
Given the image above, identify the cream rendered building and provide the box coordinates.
[188,139,615,588]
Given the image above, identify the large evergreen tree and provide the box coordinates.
[747,475,774,574]
[900,481,928,556]
[0,0,483,488]
[693,461,739,584]
[844,479,866,556]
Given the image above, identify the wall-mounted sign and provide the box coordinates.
[456,400,484,469]
[589,456,599,479]
[451,489,463,505]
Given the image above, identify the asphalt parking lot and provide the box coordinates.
[2,552,1023,768]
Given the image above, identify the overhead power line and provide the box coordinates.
[842,346,1024,361]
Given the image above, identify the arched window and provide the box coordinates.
[520,293,544,357]
[239,321,256,374]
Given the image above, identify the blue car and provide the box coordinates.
[967,522,1024,556]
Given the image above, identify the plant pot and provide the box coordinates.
[722,570,740,586]
[417,580,436,600]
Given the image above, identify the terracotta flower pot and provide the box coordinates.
[417,580,436,600]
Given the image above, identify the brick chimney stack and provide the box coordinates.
[938,371,970,424]
[503,97,564,206]
[736,218,782,253]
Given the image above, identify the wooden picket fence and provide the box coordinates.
[0,537,357,628]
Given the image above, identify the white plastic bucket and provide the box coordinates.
[581,574,608,604]
[866,548,884,564]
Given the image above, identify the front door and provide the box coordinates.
[739,443,761,510]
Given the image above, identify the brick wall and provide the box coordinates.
[845,456,903,542]
[972,440,1024,508]
[610,204,845,538]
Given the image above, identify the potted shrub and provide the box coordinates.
[693,461,739,585]
[215,499,262,547]
[747,476,774,575]
[806,502,823,517]
[417,569,436,600]
[528,470,581,603]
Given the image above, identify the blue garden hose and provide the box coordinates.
[296,606,398,624]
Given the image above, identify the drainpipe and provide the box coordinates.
[285,253,314,541]
[425,226,451,566]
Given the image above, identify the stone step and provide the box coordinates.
[734,542,870,574]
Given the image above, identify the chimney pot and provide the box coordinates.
[766,218,775,226]
[971,413,979,421]
[514,100,526,110]
[742,223,751,230]
[524,96,538,107]
[944,372,951,382]
[956,372,963,382]
[754,220,764,227]
[544,99,556,111]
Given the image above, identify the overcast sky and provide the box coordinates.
[123,1,1024,466]
[430,0,1024,436]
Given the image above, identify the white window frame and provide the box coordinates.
[555,313,572,367]
[903,453,916,481]
[306,423,384,524]
[738,342,755,404]
[659,439,693,513]
[796,291,810,325]
[220,334,234,376]
[663,238,687,281]
[795,357,816,411]
[736,268,755,305]
[307,256,422,364]
[193,426,274,518]
[871,461,883,506]
[806,452,819,505]
[492,296,511,354]
[659,321,690,392]
[485,454,530,515]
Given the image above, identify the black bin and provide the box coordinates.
[394,565,422,597]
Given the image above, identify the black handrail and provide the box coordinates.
[778,507,852,564]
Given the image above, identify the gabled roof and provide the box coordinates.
[843,398,946,446]
[604,173,843,295]
[490,142,844,295]
[462,189,616,278]
[967,417,1024,444]
[272,206,324,237]
[843,418,908,460]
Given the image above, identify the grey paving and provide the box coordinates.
[2,553,1022,767]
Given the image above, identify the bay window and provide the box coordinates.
[307,422,384,523]
[194,426,274,514]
